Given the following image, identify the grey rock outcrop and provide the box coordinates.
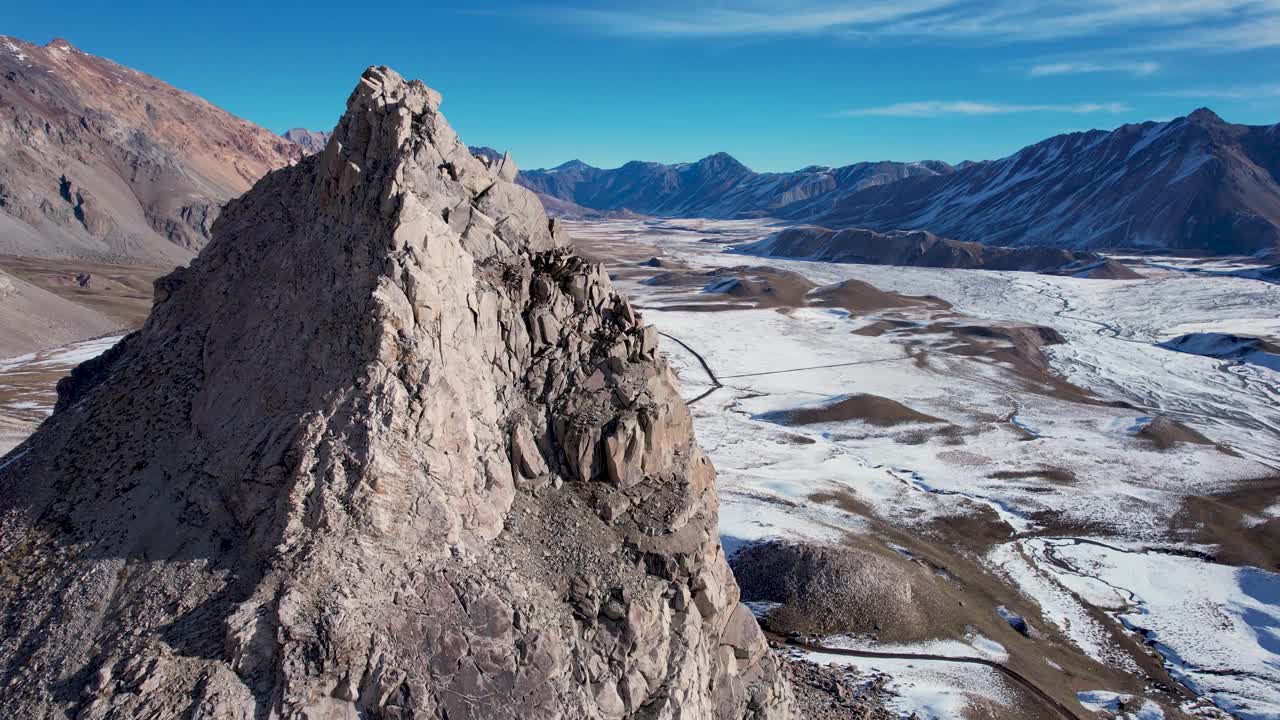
[731,541,949,642]
[0,67,791,719]
[282,127,333,154]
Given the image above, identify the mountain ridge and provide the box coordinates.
[282,127,331,153]
[519,153,956,220]
[735,225,1144,277]
[808,108,1280,255]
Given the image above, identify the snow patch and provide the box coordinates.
[1077,690,1132,713]
[1028,540,1280,719]
[3,42,27,62]
[805,650,1015,720]
[0,448,28,473]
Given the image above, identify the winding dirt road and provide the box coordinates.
[657,328,1089,720]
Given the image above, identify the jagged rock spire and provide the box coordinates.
[0,67,790,719]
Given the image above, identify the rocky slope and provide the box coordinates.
[519,154,954,219]
[809,109,1280,256]
[0,36,304,264]
[0,66,791,719]
[282,127,331,153]
[734,225,1132,276]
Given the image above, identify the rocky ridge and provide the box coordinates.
[523,110,1280,256]
[734,225,1120,275]
[0,67,791,718]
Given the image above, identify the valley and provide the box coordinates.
[2,214,1277,718]
[0,25,1278,719]
[570,217,1280,719]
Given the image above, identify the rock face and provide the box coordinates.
[734,225,1108,275]
[519,155,953,219]
[0,36,304,264]
[0,67,791,719]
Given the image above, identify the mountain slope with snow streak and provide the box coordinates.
[812,109,1280,256]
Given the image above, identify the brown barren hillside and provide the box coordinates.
[0,36,304,264]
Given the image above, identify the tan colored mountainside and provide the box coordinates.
[0,66,792,719]
[0,36,304,265]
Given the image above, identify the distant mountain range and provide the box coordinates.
[520,154,958,221]
[523,110,1280,256]
[5,33,1276,261]
[0,36,305,264]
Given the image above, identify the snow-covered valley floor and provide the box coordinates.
[0,334,124,455]
[572,218,1280,720]
[1,217,1277,719]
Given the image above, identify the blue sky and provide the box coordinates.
[7,1,1280,171]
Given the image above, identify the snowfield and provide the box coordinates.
[575,217,1280,719]
[0,334,125,454]
[803,648,1016,720]
[1005,538,1280,720]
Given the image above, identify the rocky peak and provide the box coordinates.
[1186,106,1224,127]
[468,144,505,167]
[45,37,78,52]
[0,66,791,719]
[694,151,750,174]
[282,127,332,154]
[556,158,591,170]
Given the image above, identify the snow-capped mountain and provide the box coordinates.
[518,153,955,219]
[808,109,1280,255]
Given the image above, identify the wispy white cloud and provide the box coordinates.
[1150,84,1280,99]
[881,0,1278,42]
[557,0,952,36]
[1144,15,1280,51]
[1029,61,1160,77]
[554,0,1280,51]
[835,101,1131,117]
